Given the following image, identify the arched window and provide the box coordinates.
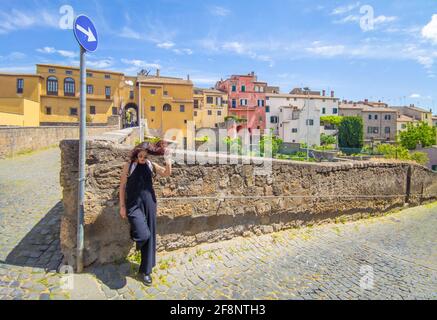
[47,76,58,95]
[64,77,75,96]
[163,104,172,112]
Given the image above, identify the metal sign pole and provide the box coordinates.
[76,46,86,273]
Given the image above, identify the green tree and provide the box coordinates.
[320,115,344,127]
[338,116,364,149]
[260,134,283,156]
[320,133,336,145]
[400,122,437,150]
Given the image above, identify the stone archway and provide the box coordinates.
[123,103,139,128]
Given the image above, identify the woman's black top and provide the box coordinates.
[125,162,156,210]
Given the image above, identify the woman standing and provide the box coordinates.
[119,142,172,286]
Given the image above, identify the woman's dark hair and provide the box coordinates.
[130,141,168,162]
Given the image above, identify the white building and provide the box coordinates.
[266,93,321,146]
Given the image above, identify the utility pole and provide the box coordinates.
[304,87,310,161]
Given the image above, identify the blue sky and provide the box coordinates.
[1,0,437,113]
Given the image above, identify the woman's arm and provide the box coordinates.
[119,163,129,219]
[152,159,172,177]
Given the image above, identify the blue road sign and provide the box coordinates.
[73,15,98,52]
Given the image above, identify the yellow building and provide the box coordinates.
[193,88,228,129]
[0,65,195,140]
[37,64,125,125]
[135,71,194,140]
[0,73,41,126]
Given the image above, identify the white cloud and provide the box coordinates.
[409,94,421,98]
[209,6,231,17]
[37,47,76,59]
[416,56,434,69]
[221,41,274,66]
[0,65,34,73]
[121,59,161,70]
[373,15,397,25]
[87,58,115,69]
[172,48,193,55]
[0,52,26,61]
[306,43,346,57]
[157,41,175,49]
[331,2,361,16]
[119,27,143,40]
[422,14,437,44]
[0,9,58,34]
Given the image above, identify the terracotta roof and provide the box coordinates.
[397,115,416,122]
[267,93,338,100]
[392,105,431,114]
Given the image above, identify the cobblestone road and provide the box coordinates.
[0,148,436,300]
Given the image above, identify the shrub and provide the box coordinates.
[321,133,336,146]
[338,116,364,149]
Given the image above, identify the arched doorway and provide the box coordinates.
[123,103,139,128]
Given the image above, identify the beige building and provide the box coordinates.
[392,105,433,127]
[432,115,437,127]
[193,88,228,130]
[339,102,398,142]
[396,114,417,134]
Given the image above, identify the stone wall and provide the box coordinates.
[0,125,118,159]
[59,139,437,269]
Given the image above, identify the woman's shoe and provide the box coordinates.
[138,273,153,286]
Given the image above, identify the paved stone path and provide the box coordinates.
[0,148,436,300]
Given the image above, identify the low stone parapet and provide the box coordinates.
[59,139,437,269]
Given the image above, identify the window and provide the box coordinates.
[194,100,199,109]
[47,77,58,95]
[151,106,156,112]
[206,97,214,104]
[45,107,52,115]
[104,74,111,79]
[90,106,96,115]
[87,85,94,95]
[375,115,378,120]
[48,68,56,74]
[385,115,392,120]
[368,115,372,120]
[270,116,279,124]
[292,111,300,120]
[112,107,118,115]
[216,97,222,105]
[66,70,73,75]
[385,127,391,134]
[208,110,212,116]
[217,111,222,116]
[306,119,314,126]
[266,106,270,113]
[150,89,156,95]
[180,105,185,112]
[129,91,134,99]
[260,87,264,93]
[70,107,78,116]
[163,91,168,96]
[367,127,379,134]
[241,85,246,92]
[163,104,172,112]
[105,86,111,99]
[333,108,338,114]
[87,72,93,78]
[292,128,298,133]
[240,99,248,106]
[432,165,437,172]
[17,79,24,94]
[64,77,75,96]
[257,100,265,107]
[322,108,326,115]
[194,111,198,117]
[232,99,237,108]
[231,85,236,92]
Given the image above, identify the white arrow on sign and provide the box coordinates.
[76,24,96,42]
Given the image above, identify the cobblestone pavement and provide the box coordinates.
[0,148,436,300]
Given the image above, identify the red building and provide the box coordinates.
[216,72,267,133]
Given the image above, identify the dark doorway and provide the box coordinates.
[123,103,139,128]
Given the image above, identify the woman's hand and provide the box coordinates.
[120,206,127,220]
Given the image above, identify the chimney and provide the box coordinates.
[156,69,160,77]
[365,99,368,103]
[250,71,255,77]
[322,90,326,97]
[331,90,334,98]
[187,74,190,81]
